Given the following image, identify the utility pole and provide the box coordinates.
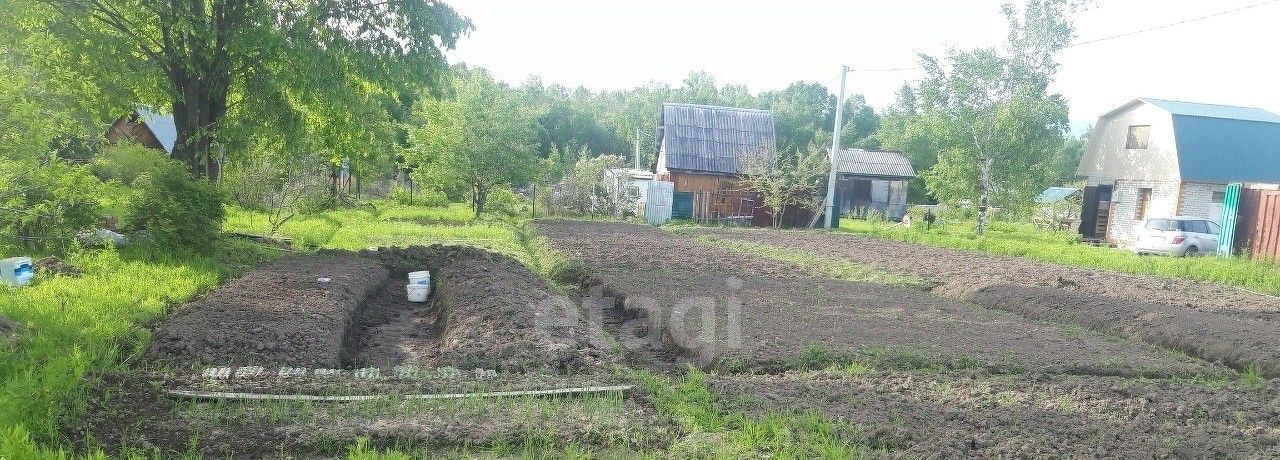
[634,128,642,170]
[823,65,850,229]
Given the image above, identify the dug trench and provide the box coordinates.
[80,245,646,457]
[149,245,612,373]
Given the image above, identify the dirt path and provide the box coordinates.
[535,220,1223,378]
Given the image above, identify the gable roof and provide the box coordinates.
[832,149,915,179]
[1129,98,1280,183]
[135,107,177,154]
[658,103,775,175]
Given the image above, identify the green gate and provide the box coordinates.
[672,192,693,219]
[1218,183,1241,256]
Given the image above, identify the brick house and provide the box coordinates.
[1076,98,1280,245]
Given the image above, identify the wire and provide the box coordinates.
[847,0,1280,72]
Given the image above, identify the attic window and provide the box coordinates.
[1126,125,1150,149]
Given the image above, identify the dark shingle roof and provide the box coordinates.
[659,103,775,175]
[833,149,915,179]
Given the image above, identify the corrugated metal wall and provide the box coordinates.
[1235,188,1280,263]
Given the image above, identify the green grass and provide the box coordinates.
[0,241,282,458]
[224,203,533,265]
[634,368,872,459]
[839,217,1280,296]
[691,234,932,289]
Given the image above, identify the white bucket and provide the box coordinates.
[0,257,34,287]
[406,284,430,302]
[408,270,430,286]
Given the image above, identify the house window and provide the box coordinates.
[1135,187,1152,220]
[1212,191,1226,203]
[1126,125,1150,149]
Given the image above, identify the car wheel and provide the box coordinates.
[1185,245,1199,257]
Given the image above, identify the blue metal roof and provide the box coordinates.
[1169,113,1280,183]
[136,106,177,154]
[1141,98,1280,124]
[1034,187,1079,204]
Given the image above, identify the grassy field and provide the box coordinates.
[0,201,520,458]
[839,217,1280,296]
[0,241,281,458]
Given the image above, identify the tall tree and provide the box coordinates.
[4,0,470,179]
[910,0,1082,234]
[407,70,540,218]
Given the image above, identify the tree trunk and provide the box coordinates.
[976,155,994,236]
[472,184,488,219]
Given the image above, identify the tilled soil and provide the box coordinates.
[709,371,1280,459]
[696,227,1280,317]
[971,283,1280,376]
[697,228,1280,376]
[149,254,387,368]
[534,220,1223,378]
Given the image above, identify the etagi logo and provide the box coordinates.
[532,277,745,364]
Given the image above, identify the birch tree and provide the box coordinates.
[912,0,1081,234]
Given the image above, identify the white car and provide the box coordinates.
[1133,216,1220,257]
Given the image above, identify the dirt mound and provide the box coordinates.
[535,220,1222,378]
[355,245,612,373]
[149,254,388,367]
[150,245,610,373]
[709,372,1280,458]
[34,256,80,277]
[969,283,1280,376]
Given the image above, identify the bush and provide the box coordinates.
[91,142,169,185]
[123,160,225,251]
[387,185,449,207]
[0,158,102,251]
[484,187,528,217]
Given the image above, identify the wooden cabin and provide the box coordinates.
[104,107,177,155]
[831,149,914,221]
[653,103,781,224]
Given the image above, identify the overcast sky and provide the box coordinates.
[444,0,1280,133]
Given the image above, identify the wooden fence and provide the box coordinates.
[1235,188,1280,262]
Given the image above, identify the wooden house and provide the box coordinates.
[104,107,177,155]
[653,103,777,223]
[831,149,914,221]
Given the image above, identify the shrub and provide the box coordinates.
[387,184,449,207]
[484,187,528,217]
[0,158,102,251]
[123,160,225,251]
[91,142,169,185]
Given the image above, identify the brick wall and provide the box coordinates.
[1178,181,1226,220]
[1108,179,1179,244]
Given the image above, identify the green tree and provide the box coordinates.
[740,144,830,228]
[408,71,540,218]
[3,0,470,180]
[908,0,1082,234]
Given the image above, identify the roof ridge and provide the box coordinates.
[663,102,772,113]
[1140,97,1270,111]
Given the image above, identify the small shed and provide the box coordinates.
[831,149,915,220]
[1033,186,1082,231]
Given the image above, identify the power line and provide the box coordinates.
[847,0,1280,72]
